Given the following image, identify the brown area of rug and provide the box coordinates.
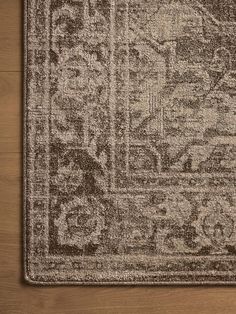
[24,0,236,285]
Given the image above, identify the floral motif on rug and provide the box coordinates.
[24,0,236,284]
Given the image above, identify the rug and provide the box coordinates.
[24,0,236,285]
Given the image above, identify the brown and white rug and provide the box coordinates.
[24,0,236,285]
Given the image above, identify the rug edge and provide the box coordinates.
[22,0,236,286]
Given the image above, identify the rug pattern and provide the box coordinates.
[25,0,236,284]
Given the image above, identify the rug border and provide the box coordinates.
[23,0,236,286]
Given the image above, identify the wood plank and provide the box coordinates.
[0,72,21,153]
[0,0,22,71]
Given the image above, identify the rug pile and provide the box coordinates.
[24,0,236,284]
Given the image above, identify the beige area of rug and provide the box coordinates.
[24,0,236,285]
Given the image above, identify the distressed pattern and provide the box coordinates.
[24,0,236,284]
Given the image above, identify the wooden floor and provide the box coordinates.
[1,1,236,313]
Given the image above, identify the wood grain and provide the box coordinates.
[0,0,22,72]
[0,1,236,313]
